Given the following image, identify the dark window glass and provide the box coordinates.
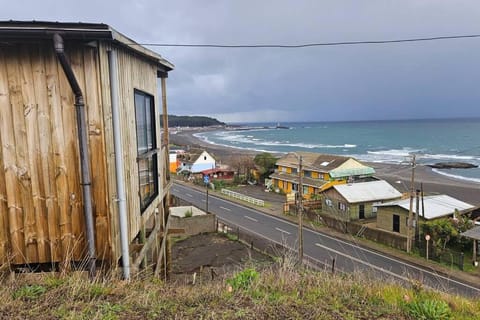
[134,90,158,212]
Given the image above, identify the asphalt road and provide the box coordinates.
[172,182,480,297]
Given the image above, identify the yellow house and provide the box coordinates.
[270,152,375,199]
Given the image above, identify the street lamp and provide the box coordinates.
[290,152,304,265]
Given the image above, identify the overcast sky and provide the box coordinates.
[4,1,480,123]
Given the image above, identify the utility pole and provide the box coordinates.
[415,189,420,248]
[407,154,416,253]
[297,155,304,265]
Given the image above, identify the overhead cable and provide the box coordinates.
[133,34,480,49]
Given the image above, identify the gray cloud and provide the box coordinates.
[4,0,480,122]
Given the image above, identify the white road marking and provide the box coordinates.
[275,227,291,235]
[186,193,193,197]
[244,215,258,222]
[315,243,411,282]
[220,206,231,211]
[173,183,480,294]
[201,199,206,202]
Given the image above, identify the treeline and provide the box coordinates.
[161,115,225,127]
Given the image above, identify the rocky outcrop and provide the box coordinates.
[427,162,478,169]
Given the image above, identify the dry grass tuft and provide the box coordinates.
[0,252,478,319]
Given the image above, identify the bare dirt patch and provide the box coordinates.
[171,233,274,284]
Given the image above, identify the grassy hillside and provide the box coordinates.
[1,260,479,319]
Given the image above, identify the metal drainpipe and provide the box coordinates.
[53,34,96,278]
[107,49,130,280]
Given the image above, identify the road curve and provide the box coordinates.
[171,182,480,297]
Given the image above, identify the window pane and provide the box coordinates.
[135,93,147,153]
[145,96,153,149]
[138,155,158,211]
[135,90,158,212]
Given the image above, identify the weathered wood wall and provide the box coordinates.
[0,42,110,265]
[0,38,170,267]
[98,43,166,262]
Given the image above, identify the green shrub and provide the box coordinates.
[184,209,193,218]
[227,268,259,290]
[12,284,46,300]
[405,299,452,320]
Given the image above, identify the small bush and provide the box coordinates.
[227,268,259,290]
[404,299,452,320]
[184,209,193,218]
[12,284,46,300]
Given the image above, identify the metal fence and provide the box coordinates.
[221,189,265,206]
[417,238,465,270]
[216,218,333,272]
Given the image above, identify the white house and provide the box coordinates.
[178,150,216,174]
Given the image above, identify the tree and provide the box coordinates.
[230,155,256,183]
[253,153,278,181]
[421,213,474,251]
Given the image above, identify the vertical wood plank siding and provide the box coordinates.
[0,43,110,264]
[98,43,162,245]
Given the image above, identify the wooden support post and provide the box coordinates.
[139,227,147,269]
[132,223,160,272]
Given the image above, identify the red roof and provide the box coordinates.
[201,168,233,175]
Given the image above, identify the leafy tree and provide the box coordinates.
[253,152,278,181]
[421,212,474,251]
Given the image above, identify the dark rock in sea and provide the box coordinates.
[427,162,478,169]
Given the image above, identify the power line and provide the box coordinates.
[134,34,480,48]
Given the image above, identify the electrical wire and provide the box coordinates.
[134,34,480,49]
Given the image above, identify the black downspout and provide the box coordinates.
[53,33,96,279]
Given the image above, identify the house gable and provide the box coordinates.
[191,151,216,173]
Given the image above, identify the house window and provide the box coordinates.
[325,199,333,207]
[134,90,158,212]
[338,202,347,211]
[204,156,207,160]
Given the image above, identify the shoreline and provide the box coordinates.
[170,128,480,206]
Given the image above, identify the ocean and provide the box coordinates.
[194,118,480,184]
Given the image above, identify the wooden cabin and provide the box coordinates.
[321,180,402,221]
[0,21,174,275]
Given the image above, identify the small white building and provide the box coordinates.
[178,150,216,174]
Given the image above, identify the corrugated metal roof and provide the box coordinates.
[276,152,374,178]
[461,226,480,241]
[276,152,351,172]
[376,195,474,220]
[333,180,402,203]
[329,167,375,178]
[0,20,174,70]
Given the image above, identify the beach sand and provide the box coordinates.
[170,128,480,206]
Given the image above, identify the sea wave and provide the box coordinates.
[193,132,284,154]
[213,132,357,149]
[432,169,480,184]
[367,148,423,157]
[418,153,477,161]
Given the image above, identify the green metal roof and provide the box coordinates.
[329,167,375,178]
